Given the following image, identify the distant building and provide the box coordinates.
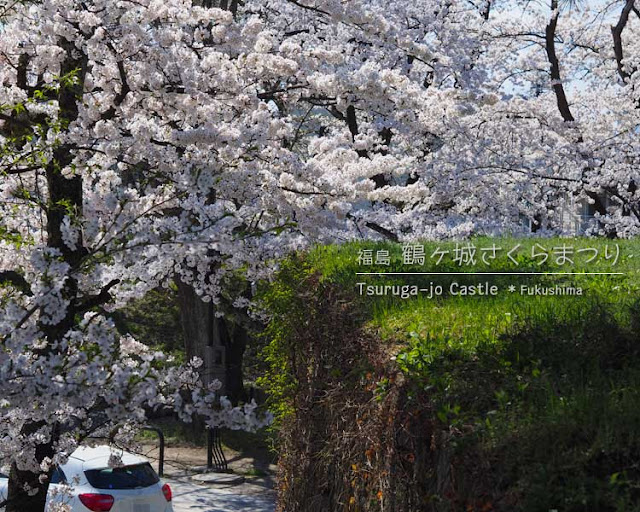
[558,194,610,235]
[519,193,611,235]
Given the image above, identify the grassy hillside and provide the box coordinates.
[260,238,640,512]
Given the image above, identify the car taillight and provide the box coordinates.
[162,483,172,502]
[78,493,114,512]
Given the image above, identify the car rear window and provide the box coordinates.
[84,463,159,490]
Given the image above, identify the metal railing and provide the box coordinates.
[207,427,228,472]
[142,426,165,477]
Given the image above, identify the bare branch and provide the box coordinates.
[345,105,368,159]
[364,221,399,242]
[545,0,575,122]
[482,0,491,20]
[100,43,131,121]
[611,0,636,82]
[285,0,330,16]
[1,304,39,346]
[16,53,29,91]
[75,279,121,314]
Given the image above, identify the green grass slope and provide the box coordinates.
[262,238,640,512]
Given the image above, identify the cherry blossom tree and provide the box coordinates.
[174,0,488,399]
[0,0,478,509]
[236,0,640,238]
[440,0,640,236]
[243,0,489,239]
[0,1,298,509]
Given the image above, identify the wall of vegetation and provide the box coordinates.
[259,239,640,512]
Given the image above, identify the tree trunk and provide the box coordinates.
[175,280,216,382]
[175,280,248,403]
[6,41,87,512]
[225,322,248,404]
[6,422,55,512]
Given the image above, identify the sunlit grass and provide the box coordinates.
[305,237,640,359]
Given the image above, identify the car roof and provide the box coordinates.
[67,445,150,471]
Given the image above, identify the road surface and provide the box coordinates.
[169,478,276,512]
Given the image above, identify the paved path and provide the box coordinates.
[169,477,276,512]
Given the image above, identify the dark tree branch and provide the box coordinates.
[1,162,44,175]
[75,279,121,313]
[345,105,391,188]
[257,85,306,100]
[481,0,491,20]
[280,185,339,197]
[0,111,19,126]
[345,105,368,159]
[364,221,399,242]
[1,304,38,346]
[16,53,28,91]
[284,28,311,38]
[0,271,32,295]
[285,0,330,16]
[611,0,636,83]
[100,44,131,121]
[327,106,345,122]
[545,0,575,122]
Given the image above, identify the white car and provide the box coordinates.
[0,445,173,512]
